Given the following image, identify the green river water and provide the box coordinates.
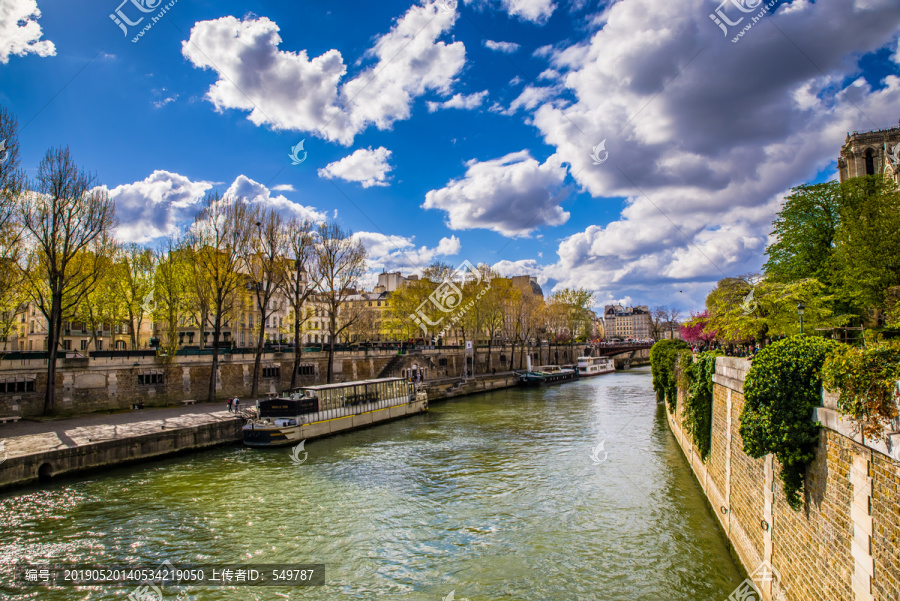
[0,367,744,600]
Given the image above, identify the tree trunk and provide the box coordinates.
[129,309,137,349]
[44,297,62,414]
[290,313,302,389]
[326,314,336,383]
[251,316,265,398]
[208,312,220,403]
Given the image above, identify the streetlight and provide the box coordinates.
[797,302,805,335]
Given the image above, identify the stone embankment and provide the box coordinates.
[667,357,900,601]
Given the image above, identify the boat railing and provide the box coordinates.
[293,391,423,424]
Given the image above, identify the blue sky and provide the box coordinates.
[2,0,900,314]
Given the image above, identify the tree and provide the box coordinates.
[763,182,841,284]
[680,310,717,347]
[190,192,256,402]
[152,237,191,356]
[832,176,900,314]
[114,243,156,349]
[313,222,366,383]
[21,147,117,413]
[550,288,594,362]
[73,264,121,352]
[481,270,507,372]
[0,107,26,353]
[281,218,318,389]
[705,276,847,343]
[246,209,288,398]
[651,306,669,341]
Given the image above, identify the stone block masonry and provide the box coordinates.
[667,357,900,601]
[0,347,544,418]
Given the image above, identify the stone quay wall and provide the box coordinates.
[666,356,900,601]
[0,345,557,417]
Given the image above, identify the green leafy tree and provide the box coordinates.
[832,176,900,314]
[740,335,840,510]
[764,182,840,284]
[706,276,846,342]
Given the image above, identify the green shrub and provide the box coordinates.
[740,335,840,510]
[650,339,690,412]
[822,341,900,439]
[683,351,723,461]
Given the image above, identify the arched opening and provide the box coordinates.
[865,148,876,175]
[38,463,53,480]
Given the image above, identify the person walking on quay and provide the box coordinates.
[227,397,233,413]
[233,398,240,414]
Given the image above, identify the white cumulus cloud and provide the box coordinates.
[318,147,394,188]
[183,3,465,146]
[354,232,462,273]
[423,150,570,237]
[426,90,488,112]
[0,0,55,64]
[484,39,520,53]
[104,171,325,244]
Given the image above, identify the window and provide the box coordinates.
[439,358,448,366]
[138,371,165,385]
[80,340,88,350]
[262,366,281,378]
[0,377,36,393]
[865,148,876,175]
[297,364,314,376]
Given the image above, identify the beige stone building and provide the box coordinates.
[838,119,900,185]
[603,305,651,340]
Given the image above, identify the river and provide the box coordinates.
[0,367,744,600]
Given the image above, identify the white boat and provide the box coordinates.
[575,356,615,377]
[242,377,426,447]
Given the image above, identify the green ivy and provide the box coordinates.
[650,339,690,412]
[682,351,723,461]
[740,336,840,511]
[822,341,900,439]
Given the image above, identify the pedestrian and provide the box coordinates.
[227,397,233,412]
[233,398,240,414]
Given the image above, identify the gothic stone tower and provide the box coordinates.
[838,119,900,186]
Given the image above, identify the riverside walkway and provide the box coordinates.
[0,402,242,461]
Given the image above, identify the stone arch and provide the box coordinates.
[865,147,876,175]
[38,463,53,480]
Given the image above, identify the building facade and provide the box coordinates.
[837,119,900,186]
[603,305,651,340]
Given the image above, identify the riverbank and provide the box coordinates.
[0,372,522,492]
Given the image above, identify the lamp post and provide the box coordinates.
[797,302,805,335]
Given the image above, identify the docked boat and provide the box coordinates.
[518,364,579,387]
[575,356,615,377]
[242,377,427,447]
